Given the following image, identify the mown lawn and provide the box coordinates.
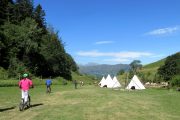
[0,85,180,120]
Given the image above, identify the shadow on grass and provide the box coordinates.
[30,103,43,108]
[20,103,43,111]
[0,106,16,112]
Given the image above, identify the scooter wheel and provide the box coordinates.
[19,102,24,111]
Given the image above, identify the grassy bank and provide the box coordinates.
[0,71,95,87]
[0,85,180,120]
[0,79,64,87]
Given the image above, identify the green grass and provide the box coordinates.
[143,58,165,69]
[0,71,95,87]
[0,85,180,120]
[71,72,96,84]
[0,79,65,87]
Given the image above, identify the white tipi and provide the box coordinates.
[126,75,145,90]
[99,75,121,88]
[112,76,121,88]
[99,76,106,87]
[99,74,115,88]
[105,74,114,88]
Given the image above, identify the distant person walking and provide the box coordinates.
[45,78,52,93]
[80,81,84,87]
[19,73,34,103]
[74,80,78,89]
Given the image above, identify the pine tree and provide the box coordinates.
[11,0,34,23]
[0,0,13,24]
[33,4,46,33]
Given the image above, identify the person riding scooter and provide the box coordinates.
[19,73,34,104]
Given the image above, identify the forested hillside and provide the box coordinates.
[0,0,78,80]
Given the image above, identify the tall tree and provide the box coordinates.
[33,4,46,33]
[10,0,33,23]
[158,52,180,81]
[129,60,142,75]
[65,53,78,72]
[0,30,6,68]
[40,30,72,79]
[0,0,13,25]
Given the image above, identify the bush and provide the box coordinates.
[0,80,18,87]
[0,67,8,80]
[176,87,180,91]
[170,75,180,87]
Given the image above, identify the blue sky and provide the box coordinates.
[34,0,180,65]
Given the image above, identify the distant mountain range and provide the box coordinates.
[78,63,130,77]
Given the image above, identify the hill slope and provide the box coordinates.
[143,58,166,69]
[135,58,166,82]
[117,58,166,85]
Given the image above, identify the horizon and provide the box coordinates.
[34,0,180,65]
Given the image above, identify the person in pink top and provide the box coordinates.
[19,73,34,103]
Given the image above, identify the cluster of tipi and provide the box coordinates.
[98,74,145,90]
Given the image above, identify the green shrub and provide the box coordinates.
[0,67,8,80]
[171,75,180,87]
[0,79,18,87]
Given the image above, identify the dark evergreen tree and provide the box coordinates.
[40,30,74,79]
[33,4,46,33]
[9,0,33,24]
[0,0,13,25]
[158,52,180,81]
[0,30,7,68]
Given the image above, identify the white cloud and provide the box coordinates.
[77,50,152,58]
[77,50,153,63]
[103,58,130,63]
[95,41,114,45]
[146,26,179,35]
[77,50,105,57]
[150,54,165,58]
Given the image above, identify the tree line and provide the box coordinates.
[0,0,78,80]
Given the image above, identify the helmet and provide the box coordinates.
[23,73,28,78]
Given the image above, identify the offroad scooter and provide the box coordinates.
[19,95,31,111]
[46,86,51,94]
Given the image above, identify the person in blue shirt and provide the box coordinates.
[45,78,52,93]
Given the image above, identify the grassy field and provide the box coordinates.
[0,84,180,120]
